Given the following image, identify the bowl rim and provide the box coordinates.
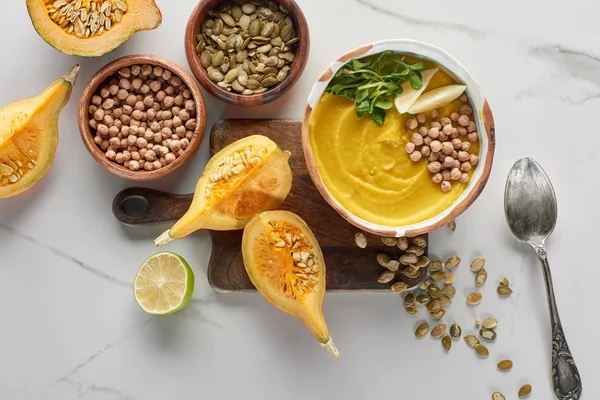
[184,0,310,106]
[301,39,496,237]
[78,54,207,181]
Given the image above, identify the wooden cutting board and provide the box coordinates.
[112,119,427,292]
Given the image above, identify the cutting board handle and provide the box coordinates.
[112,187,192,226]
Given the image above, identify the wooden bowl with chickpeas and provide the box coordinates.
[78,55,207,181]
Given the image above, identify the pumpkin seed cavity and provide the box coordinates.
[47,0,128,38]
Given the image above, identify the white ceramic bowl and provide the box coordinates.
[301,39,496,237]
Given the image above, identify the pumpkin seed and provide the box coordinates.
[352,231,367,248]
[200,50,212,68]
[400,253,418,265]
[262,76,279,87]
[431,270,446,282]
[450,323,461,339]
[220,12,236,27]
[464,335,480,347]
[420,278,434,290]
[479,327,497,341]
[386,260,400,272]
[404,293,415,307]
[500,277,510,286]
[470,256,485,272]
[411,236,427,248]
[442,334,452,351]
[231,4,242,20]
[445,255,461,270]
[467,292,483,305]
[242,3,256,14]
[428,286,442,299]
[482,318,498,329]
[415,322,429,338]
[476,268,488,287]
[208,70,224,82]
[404,304,419,316]
[426,299,443,313]
[475,343,489,358]
[430,323,447,338]
[497,285,513,297]
[415,256,429,269]
[440,296,452,307]
[248,19,261,36]
[396,237,409,250]
[492,392,506,400]
[392,282,408,294]
[213,19,224,35]
[212,50,225,66]
[442,284,456,297]
[223,68,239,83]
[381,237,396,246]
[239,14,251,30]
[401,265,420,279]
[497,359,513,371]
[246,79,261,90]
[377,253,391,267]
[444,272,455,284]
[447,220,456,232]
[405,246,424,256]
[416,294,431,305]
[237,70,248,86]
[429,260,444,272]
[518,384,532,398]
[231,80,245,93]
[430,309,446,319]
[378,270,395,284]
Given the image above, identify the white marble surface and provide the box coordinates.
[0,0,597,398]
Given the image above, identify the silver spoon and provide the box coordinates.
[504,157,582,400]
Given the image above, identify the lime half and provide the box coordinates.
[134,252,194,315]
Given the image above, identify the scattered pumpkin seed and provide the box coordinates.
[415,256,430,269]
[381,237,396,246]
[492,392,506,400]
[378,270,395,283]
[447,220,456,232]
[354,232,367,248]
[482,318,498,329]
[518,384,532,398]
[431,270,446,282]
[392,281,408,294]
[420,278,434,290]
[405,245,425,256]
[479,327,497,341]
[377,253,391,267]
[497,285,513,297]
[467,292,483,305]
[426,299,443,313]
[428,286,442,299]
[475,343,489,358]
[445,255,461,270]
[430,308,446,319]
[450,323,461,339]
[440,296,452,307]
[386,260,400,272]
[444,272,455,284]
[428,260,444,272]
[416,293,431,305]
[396,237,409,250]
[497,359,513,371]
[470,256,485,272]
[399,253,418,265]
[464,335,480,347]
[442,284,456,297]
[430,323,447,338]
[476,268,488,287]
[442,334,452,351]
[500,277,510,286]
[404,293,415,307]
[415,322,430,338]
[411,236,427,248]
[405,304,419,316]
[401,265,420,279]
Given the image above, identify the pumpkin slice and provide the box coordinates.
[27,0,162,57]
[155,135,293,247]
[0,65,79,199]
[242,211,339,359]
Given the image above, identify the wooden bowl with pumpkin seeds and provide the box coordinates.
[185,0,310,106]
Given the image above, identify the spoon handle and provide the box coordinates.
[536,246,582,400]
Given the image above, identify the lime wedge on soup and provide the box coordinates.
[394,68,438,114]
[408,84,467,114]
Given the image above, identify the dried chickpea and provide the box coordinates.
[431,121,441,129]
[91,95,102,106]
[441,117,451,126]
[115,152,124,164]
[459,104,473,116]
[442,124,453,136]
[428,161,442,173]
[417,114,427,124]
[432,173,443,184]
[165,153,176,164]
[430,140,442,153]
[450,168,461,180]
[428,151,439,162]
[457,126,467,136]
[458,151,470,162]
[469,154,479,165]
[467,132,478,142]
[461,142,471,152]
[468,121,477,133]
[458,115,469,127]
[450,112,459,121]
[459,173,469,183]
[451,138,462,150]
[105,149,116,160]
[405,142,415,154]
[461,162,472,172]
[411,133,424,146]
[428,127,440,139]
[459,94,468,102]
[421,145,431,157]
[441,181,452,192]
[430,109,439,119]
[131,151,140,161]
[423,136,432,146]
[442,142,454,155]
[93,136,102,145]
[443,156,455,168]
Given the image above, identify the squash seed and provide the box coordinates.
[429,260,444,272]
[396,237,409,250]
[497,359,513,371]
[442,334,452,351]
[479,327,497,341]
[405,304,419,316]
[447,220,456,232]
[381,236,396,246]
[415,321,429,338]
[467,292,483,305]
[476,268,488,287]
[492,392,506,400]
[464,335,480,347]
[440,296,452,307]
[406,245,425,256]
[482,318,498,329]
[420,278,434,290]
[428,286,442,299]
[411,236,427,248]
[430,323,447,338]
[497,285,513,297]
[450,323,461,339]
[416,293,431,305]
[399,253,418,265]
[354,232,367,249]
[518,384,532,398]
[431,270,446,282]
[392,282,408,294]
[445,255,461,270]
[444,272,455,284]
[475,343,489,358]
[430,309,446,319]
[386,260,400,272]
[401,265,420,279]
[426,299,443,313]
[415,256,429,269]
[470,256,485,272]
[404,293,415,307]
[500,277,510,286]
[377,253,391,267]
[378,270,395,284]
[442,284,456,297]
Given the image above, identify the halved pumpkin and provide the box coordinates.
[155,135,293,247]
[0,65,79,198]
[242,210,339,359]
[26,0,162,57]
